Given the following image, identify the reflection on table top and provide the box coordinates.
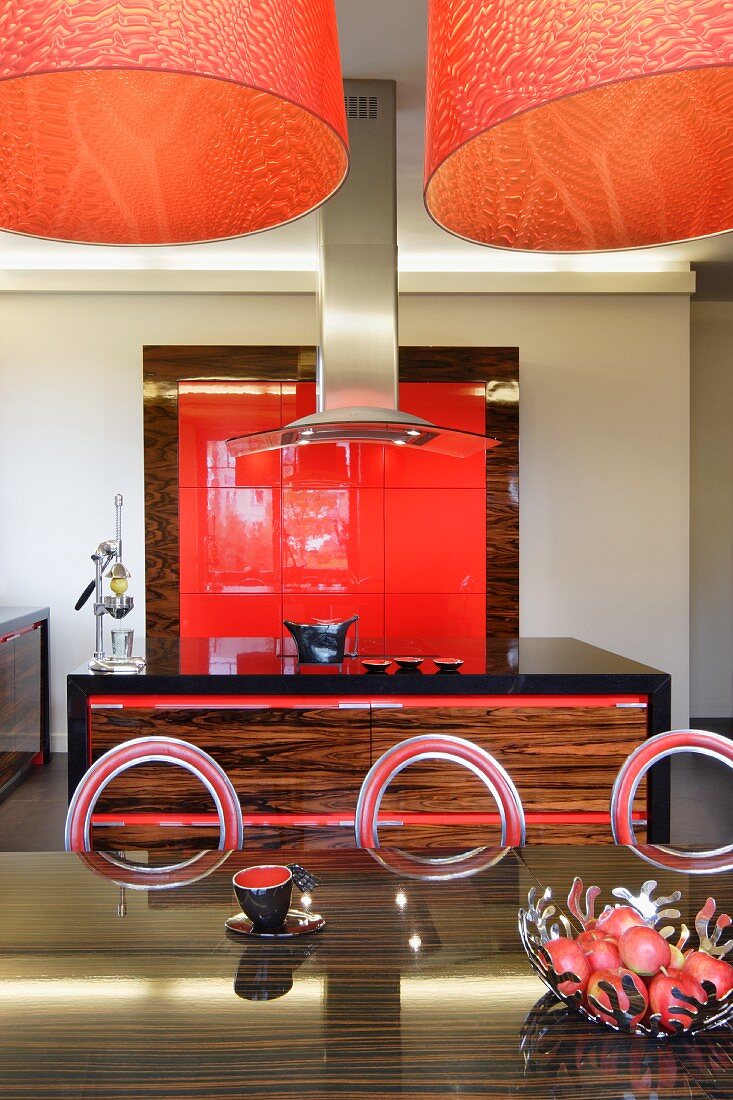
[0,846,729,1099]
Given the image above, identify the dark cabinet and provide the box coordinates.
[371,702,649,843]
[90,703,370,817]
[371,703,648,812]
[84,695,652,847]
[0,638,14,768]
[0,622,46,798]
[13,629,42,754]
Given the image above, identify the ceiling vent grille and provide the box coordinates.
[345,94,378,120]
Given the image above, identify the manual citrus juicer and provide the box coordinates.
[75,493,146,673]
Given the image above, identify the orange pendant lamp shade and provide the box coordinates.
[425,1,733,252]
[0,1,348,245]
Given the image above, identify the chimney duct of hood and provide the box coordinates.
[228,79,499,459]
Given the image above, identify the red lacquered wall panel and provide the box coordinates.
[282,594,384,649]
[282,487,384,593]
[179,487,281,593]
[178,380,489,646]
[180,594,282,638]
[178,381,281,488]
[385,488,486,594]
[283,438,386,488]
[385,594,488,641]
[386,383,487,489]
[281,383,384,488]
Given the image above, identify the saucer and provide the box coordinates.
[361,658,392,673]
[433,657,464,672]
[393,656,424,669]
[225,908,325,938]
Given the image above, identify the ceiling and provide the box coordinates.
[1,0,730,298]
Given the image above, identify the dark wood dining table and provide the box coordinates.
[0,844,730,1098]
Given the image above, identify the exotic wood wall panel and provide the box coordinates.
[144,345,519,638]
[90,705,369,816]
[371,705,648,815]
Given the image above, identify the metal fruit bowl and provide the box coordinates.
[519,877,733,1038]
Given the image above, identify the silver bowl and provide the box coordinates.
[519,876,733,1038]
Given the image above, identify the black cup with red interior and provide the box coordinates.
[233,865,293,932]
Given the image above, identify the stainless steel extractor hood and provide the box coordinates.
[228,80,499,460]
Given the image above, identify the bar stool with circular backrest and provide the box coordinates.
[367,845,513,881]
[354,733,526,848]
[65,736,244,853]
[611,729,733,873]
[76,848,234,890]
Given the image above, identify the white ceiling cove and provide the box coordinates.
[0,0,730,297]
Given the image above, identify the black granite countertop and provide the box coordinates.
[0,606,49,637]
[68,636,669,699]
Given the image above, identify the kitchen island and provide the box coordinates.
[67,637,671,846]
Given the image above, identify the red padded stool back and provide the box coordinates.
[65,736,243,852]
[611,728,733,872]
[355,734,526,848]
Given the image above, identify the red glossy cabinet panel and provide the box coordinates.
[385,382,487,489]
[385,594,487,640]
[178,381,488,642]
[180,595,282,638]
[178,381,281,488]
[282,594,384,646]
[281,383,384,487]
[180,487,281,593]
[385,488,486,593]
[282,488,384,593]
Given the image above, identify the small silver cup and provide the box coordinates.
[111,627,134,658]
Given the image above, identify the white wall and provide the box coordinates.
[690,301,733,718]
[0,289,690,746]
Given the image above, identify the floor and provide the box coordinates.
[0,754,68,851]
[1,719,731,851]
[669,717,733,847]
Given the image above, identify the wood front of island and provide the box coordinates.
[84,693,648,847]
